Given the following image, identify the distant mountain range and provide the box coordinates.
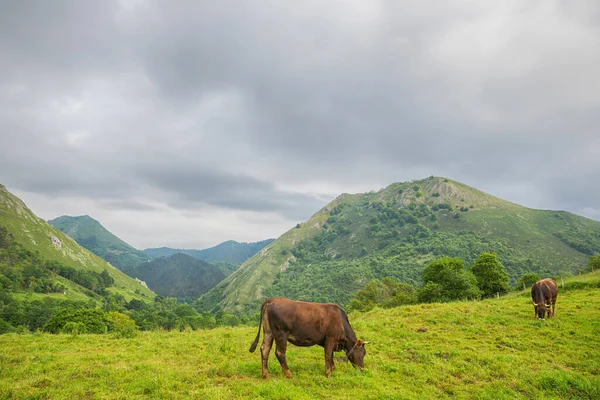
[47,215,274,299]
[144,239,275,265]
[197,176,600,314]
[48,215,152,271]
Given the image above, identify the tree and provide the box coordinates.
[585,254,600,273]
[471,252,510,297]
[517,272,541,290]
[419,256,480,303]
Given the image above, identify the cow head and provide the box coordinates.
[533,301,551,320]
[348,339,370,370]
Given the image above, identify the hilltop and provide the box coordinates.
[144,239,274,266]
[48,215,153,271]
[121,253,226,299]
[0,184,154,302]
[198,176,600,313]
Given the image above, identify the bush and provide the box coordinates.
[43,308,109,334]
[106,311,139,338]
[471,252,510,298]
[350,278,417,312]
[62,321,87,335]
[419,257,480,302]
[517,273,541,290]
[585,254,600,273]
[0,318,15,334]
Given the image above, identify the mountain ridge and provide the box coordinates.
[144,239,275,265]
[48,215,153,271]
[197,176,600,313]
[0,184,154,302]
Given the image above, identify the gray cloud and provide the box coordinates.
[1,0,599,248]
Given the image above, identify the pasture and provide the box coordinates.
[1,272,599,399]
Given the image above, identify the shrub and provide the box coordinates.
[43,308,109,334]
[517,273,541,290]
[585,254,600,273]
[419,257,481,302]
[62,321,87,335]
[471,252,510,298]
[106,312,139,338]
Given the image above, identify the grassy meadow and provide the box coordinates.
[1,272,599,399]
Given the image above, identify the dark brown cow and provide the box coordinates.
[249,298,369,378]
[531,278,559,320]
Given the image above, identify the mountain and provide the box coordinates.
[197,176,600,314]
[48,215,153,270]
[144,239,275,265]
[0,184,154,303]
[121,253,226,299]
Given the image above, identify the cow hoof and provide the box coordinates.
[284,371,293,379]
[325,371,332,378]
[263,373,271,380]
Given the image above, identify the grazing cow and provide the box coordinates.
[531,278,559,320]
[249,298,369,379]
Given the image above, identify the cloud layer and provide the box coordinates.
[1,0,599,248]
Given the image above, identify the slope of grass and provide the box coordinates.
[2,272,599,399]
[201,176,600,313]
[48,215,153,270]
[0,185,154,301]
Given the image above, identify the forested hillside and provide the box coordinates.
[198,176,600,314]
[48,215,153,270]
[122,253,226,299]
[0,185,153,301]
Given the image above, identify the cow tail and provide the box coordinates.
[249,301,266,353]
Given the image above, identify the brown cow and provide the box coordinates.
[531,278,559,320]
[249,298,369,379]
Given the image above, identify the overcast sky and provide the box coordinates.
[1,0,599,250]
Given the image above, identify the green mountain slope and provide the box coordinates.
[144,239,275,265]
[122,253,225,299]
[198,176,600,313]
[0,184,154,302]
[48,215,153,270]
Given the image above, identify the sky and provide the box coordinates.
[1,0,599,250]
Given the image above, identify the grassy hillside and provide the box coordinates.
[122,253,225,299]
[2,271,599,399]
[199,176,600,313]
[144,239,275,266]
[48,215,153,270]
[0,185,154,302]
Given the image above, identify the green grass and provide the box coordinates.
[3,272,599,399]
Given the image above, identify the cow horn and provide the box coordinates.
[363,341,371,345]
[545,304,551,308]
[532,301,538,306]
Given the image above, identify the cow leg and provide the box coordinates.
[260,333,274,379]
[324,338,336,377]
[274,335,293,378]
